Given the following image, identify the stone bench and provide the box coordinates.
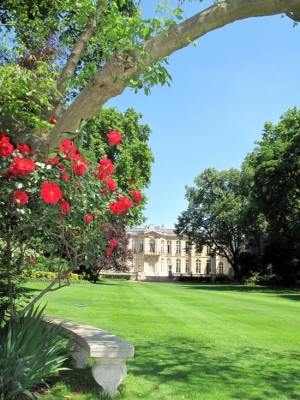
[44,317,134,397]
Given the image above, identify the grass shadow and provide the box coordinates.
[130,337,300,399]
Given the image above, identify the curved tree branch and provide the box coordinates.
[52,1,108,116]
[43,0,300,150]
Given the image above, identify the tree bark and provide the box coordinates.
[41,0,299,150]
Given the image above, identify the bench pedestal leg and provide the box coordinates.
[92,358,127,397]
[71,346,89,369]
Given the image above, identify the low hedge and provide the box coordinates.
[24,270,85,282]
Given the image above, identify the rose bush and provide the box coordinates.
[0,129,143,321]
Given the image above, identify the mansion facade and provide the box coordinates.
[127,225,233,280]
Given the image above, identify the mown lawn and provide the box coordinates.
[27,281,300,400]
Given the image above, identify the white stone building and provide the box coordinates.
[127,225,233,280]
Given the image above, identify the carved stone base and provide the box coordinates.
[92,358,127,397]
[71,346,90,369]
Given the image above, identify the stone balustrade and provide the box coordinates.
[44,317,134,397]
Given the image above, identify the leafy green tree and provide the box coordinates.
[80,107,154,226]
[176,168,250,278]
[243,108,300,283]
[0,0,298,150]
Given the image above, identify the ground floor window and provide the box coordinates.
[185,259,189,273]
[176,259,181,273]
[206,259,211,274]
[196,259,201,273]
[218,261,224,274]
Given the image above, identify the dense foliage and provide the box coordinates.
[0,306,68,400]
[177,108,300,283]
[243,108,300,283]
[175,168,250,278]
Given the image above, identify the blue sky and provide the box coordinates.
[108,2,300,226]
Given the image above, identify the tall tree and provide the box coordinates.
[175,168,250,278]
[0,0,299,150]
[243,108,300,283]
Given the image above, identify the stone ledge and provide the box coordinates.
[44,316,134,397]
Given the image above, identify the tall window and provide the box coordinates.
[139,242,144,253]
[206,259,211,274]
[149,239,155,253]
[161,240,165,255]
[161,258,165,273]
[131,240,136,253]
[176,259,181,273]
[196,259,201,274]
[185,259,189,273]
[167,258,172,273]
[206,245,213,256]
[218,261,224,275]
[167,240,172,254]
[176,240,181,255]
[195,244,201,255]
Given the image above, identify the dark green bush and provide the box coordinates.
[0,306,69,400]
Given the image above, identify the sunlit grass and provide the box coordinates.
[27,281,300,400]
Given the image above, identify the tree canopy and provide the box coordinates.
[243,108,300,282]
[0,0,299,150]
[175,168,250,277]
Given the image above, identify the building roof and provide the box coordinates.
[127,225,178,236]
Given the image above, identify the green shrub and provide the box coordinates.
[0,306,69,400]
[23,270,84,282]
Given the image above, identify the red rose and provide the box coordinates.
[103,177,118,192]
[97,158,115,180]
[40,181,63,205]
[109,196,133,214]
[49,115,57,124]
[60,172,70,181]
[107,130,123,146]
[109,238,118,248]
[0,135,14,157]
[130,189,142,203]
[84,213,94,224]
[9,157,36,176]
[103,246,113,257]
[12,190,29,206]
[59,199,71,214]
[46,156,60,165]
[16,144,32,156]
[29,258,36,266]
[72,154,88,176]
[59,139,78,159]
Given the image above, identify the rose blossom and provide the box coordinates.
[72,154,88,176]
[60,199,71,214]
[107,130,123,146]
[12,190,29,206]
[60,172,70,181]
[97,158,115,180]
[59,139,78,158]
[46,156,60,165]
[40,181,63,205]
[9,157,36,176]
[0,135,14,157]
[16,144,32,156]
[130,189,142,203]
[84,213,94,224]
[109,196,133,215]
[103,177,118,192]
